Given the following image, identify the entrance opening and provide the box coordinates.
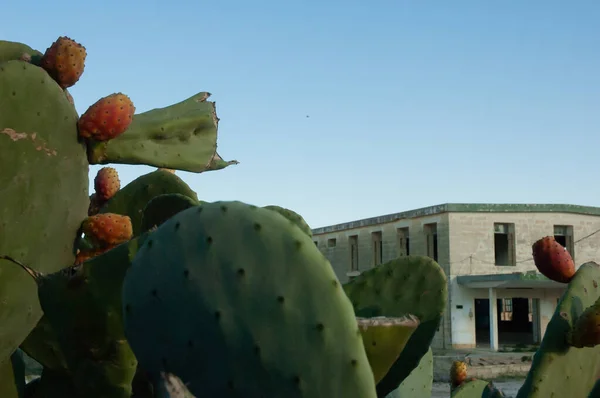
[474,297,536,348]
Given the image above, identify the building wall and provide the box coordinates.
[447,212,600,348]
[313,210,600,351]
[313,212,451,349]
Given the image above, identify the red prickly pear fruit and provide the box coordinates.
[567,299,600,348]
[94,167,120,201]
[40,36,87,89]
[78,93,136,141]
[82,213,133,247]
[532,236,575,283]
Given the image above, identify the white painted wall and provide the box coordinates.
[449,283,564,348]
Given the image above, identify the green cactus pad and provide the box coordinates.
[0,59,89,362]
[0,40,42,63]
[343,255,447,397]
[516,261,600,398]
[385,348,433,398]
[99,170,199,236]
[141,193,200,232]
[86,92,238,172]
[451,379,492,397]
[0,349,25,398]
[357,316,420,384]
[122,201,377,398]
[263,205,312,237]
[19,315,67,371]
[11,236,146,398]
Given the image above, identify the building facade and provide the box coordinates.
[311,203,600,351]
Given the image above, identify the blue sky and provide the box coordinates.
[4,1,599,228]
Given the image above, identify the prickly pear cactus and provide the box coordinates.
[263,205,312,237]
[451,379,494,397]
[357,316,420,384]
[122,201,377,398]
[385,348,433,398]
[516,262,600,398]
[99,169,199,235]
[29,237,145,398]
[141,193,200,232]
[0,349,26,398]
[343,255,448,397]
[0,58,89,361]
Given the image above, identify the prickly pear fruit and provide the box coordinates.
[357,316,419,384]
[567,298,600,348]
[82,213,133,247]
[532,236,575,283]
[40,36,86,88]
[122,201,378,398]
[78,93,135,141]
[94,166,120,201]
[450,360,468,390]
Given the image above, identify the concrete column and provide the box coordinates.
[489,288,499,351]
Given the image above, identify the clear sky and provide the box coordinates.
[3,1,599,229]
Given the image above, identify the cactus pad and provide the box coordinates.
[122,201,377,398]
[263,205,312,237]
[516,262,600,398]
[0,59,89,361]
[86,92,238,172]
[141,193,200,232]
[451,379,493,397]
[343,255,447,397]
[357,316,420,384]
[385,348,433,398]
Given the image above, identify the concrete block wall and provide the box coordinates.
[446,211,600,348]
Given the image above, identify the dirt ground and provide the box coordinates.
[431,378,524,398]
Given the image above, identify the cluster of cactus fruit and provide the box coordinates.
[2,35,600,398]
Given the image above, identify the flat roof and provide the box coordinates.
[456,272,567,289]
[312,203,600,235]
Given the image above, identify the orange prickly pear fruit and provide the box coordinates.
[81,213,133,248]
[40,36,87,88]
[78,93,135,141]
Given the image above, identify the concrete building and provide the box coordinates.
[311,203,600,351]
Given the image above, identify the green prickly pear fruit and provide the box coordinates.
[567,297,600,348]
[122,201,377,398]
[357,316,419,384]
